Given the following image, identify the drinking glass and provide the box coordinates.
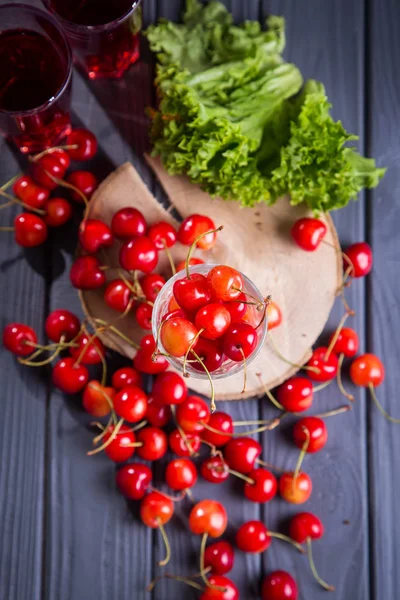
[0,4,73,154]
[42,0,143,80]
[152,264,268,380]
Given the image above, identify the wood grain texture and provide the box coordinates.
[367,0,400,598]
[259,1,370,599]
[0,143,47,599]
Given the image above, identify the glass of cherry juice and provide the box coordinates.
[42,0,143,79]
[0,4,73,154]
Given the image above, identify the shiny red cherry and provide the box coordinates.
[223,293,247,322]
[173,273,212,312]
[293,417,328,453]
[104,279,134,313]
[236,520,271,553]
[178,214,217,250]
[13,175,49,209]
[344,242,373,277]
[69,332,105,365]
[113,386,147,423]
[135,303,153,330]
[328,327,359,357]
[31,154,67,190]
[279,472,312,504]
[291,218,327,251]
[160,316,198,358]
[140,491,173,528]
[176,395,210,433]
[44,197,72,227]
[262,571,298,600]
[111,207,147,238]
[207,266,243,301]
[199,576,239,600]
[169,429,201,457]
[244,468,277,503]
[67,171,98,202]
[14,213,47,247]
[112,366,142,390]
[200,457,230,484]
[350,353,385,387]
[223,323,257,361]
[152,372,188,406]
[148,221,177,249]
[289,512,324,543]
[140,273,166,302]
[133,335,169,374]
[204,541,235,576]
[146,395,171,427]
[79,218,113,253]
[70,256,105,290]
[116,463,152,500]
[136,426,167,461]
[165,458,197,490]
[66,128,98,160]
[276,377,313,412]
[52,357,88,394]
[103,424,136,462]
[119,236,158,273]
[201,411,233,447]
[189,500,227,537]
[267,301,283,330]
[306,347,339,382]
[224,438,261,474]
[3,323,37,356]
[195,303,231,340]
[82,380,114,417]
[191,337,224,373]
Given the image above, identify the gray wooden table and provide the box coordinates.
[0,1,398,599]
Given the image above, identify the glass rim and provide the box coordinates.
[0,3,73,118]
[42,0,143,33]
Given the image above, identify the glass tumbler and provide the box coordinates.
[152,264,268,380]
[42,0,143,79]
[0,3,73,153]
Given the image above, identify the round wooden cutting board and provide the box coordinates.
[80,158,341,401]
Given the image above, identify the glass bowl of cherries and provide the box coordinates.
[152,263,268,383]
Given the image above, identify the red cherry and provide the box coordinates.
[112,366,142,390]
[169,429,201,457]
[328,327,359,357]
[191,338,224,373]
[111,207,147,239]
[70,256,105,290]
[200,457,230,484]
[67,171,98,202]
[82,380,115,417]
[140,273,166,302]
[79,219,113,253]
[136,426,167,461]
[195,303,231,340]
[200,576,239,600]
[223,293,247,322]
[173,273,212,312]
[104,279,134,313]
[66,128,98,160]
[262,571,298,600]
[31,154,66,190]
[178,214,217,250]
[279,472,312,504]
[223,323,257,361]
[103,424,136,462]
[113,386,147,423]
[133,335,168,374]
[176,395,210,433]
[236,520,271,553]
[267,301,283,330]
[116,463,152,500]
[135,303,153,330]
[291,218,327,251]
[140,491,173,528]
[146,395,171,427]
[165,458,197,490]
[52,357,88,394]
[45,309,80,342]
[13,175,49,209]
[306,347,339,382]
[207,266,243,301]
[160,316,198,358]
[224,438,261,474]
[244,468,277,503]
[69,332,105,365]
[176,257,204,272]
[152,372,188,406]
[201,412,233,447]
[44,197,72,227]
[289,512,324,543]
[14,213,47,247]
[293,417,328,453]
[204,541,235,576]
[48,148,70,170]
[148,221,177,249]
[350,353,385,387]
[276,377,313,412]
[344,242,373,278]
[119,236,158,273]
[189,499,227,537]
[3,323,37,356]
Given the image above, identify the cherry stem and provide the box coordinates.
[18,335,66,367]
[0,226,14,232]
[93,415,113,445]
[191,349,216,412]
[337,353,355,401]
[163,239,176,276]
[269,532,305,554]
[199,534,226,591]
[31,145,78,162]
[267,334,321,374]
[0,190,46,215]
[312,380,333,393]
[369,382,400,424]
[87,418,124,456]
[256,373,284,410]
[91,383,117,424]
[306,537,335,591]
[1,174,19,191]
[157,520,171,567]
[171,405,197,456]
[149,487,185,502]
[44,169,89,208]
[324,312,351,361]
[93,318,140,350]
[147,574,203,593]
[234,287,264,310]
[234,417,284,436]
[185,226,223,279]
[183,328,205,377]
[228,468,254,485]
[184,487,195,503]
[118,270,139,297]
[255,295,271,330]
[313,405,351,419]
[256,458,286,473]
[239,347,247,394]
[292,427,310,489]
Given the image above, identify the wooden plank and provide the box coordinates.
[367,0,400,598]
[0,146,47,599]
[259,1,370,599]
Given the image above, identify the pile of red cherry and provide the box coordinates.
[1,127,395,600]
